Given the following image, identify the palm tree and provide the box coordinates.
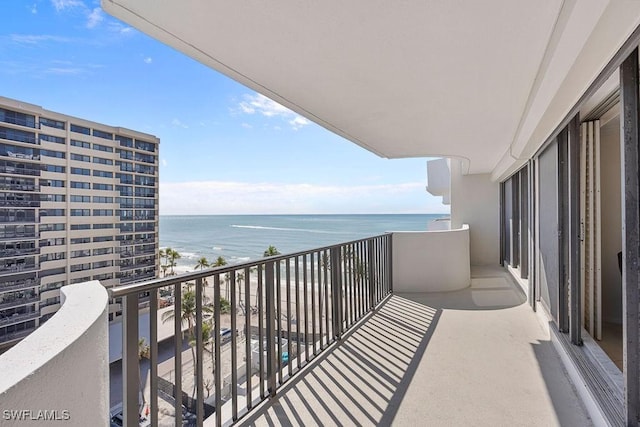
[236,271,244,307]
[212,256,227,267]
[212,256,229,299]
[162,288,213,336]
[188,319,213,401]
[263,245,280,257]
[194,256,209,271]
[158,248,169,277]
[138,338,150,411]
[167,249,181,276]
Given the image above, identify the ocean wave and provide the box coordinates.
[179,251,198,259]
[212,246,223,251]
[231,224,347,234]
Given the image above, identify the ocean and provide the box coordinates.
[160,214,447,271]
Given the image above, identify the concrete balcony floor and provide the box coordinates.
[238,266,592,426]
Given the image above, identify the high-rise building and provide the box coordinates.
[0,96,159,350]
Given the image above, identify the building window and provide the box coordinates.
[70,237,90,244]
[0,127,36,144]
[40,149,65,159]
[93,223,113,229]
[93,143,113,153]
[70,181,90,189]
[93,156,113,165]
[70,153,90,162]
[70,124,90,135]
[93,235,113,242]
[70,195,91,203]
[93,183,113,191]
[70,224,91,230]
[93,196,113,203]
[93,209,113,216]
[39,117,65,130]
[45,165,65,173]
[93,170,113,178]
[117,136,133,148]
[41,179,65,188]
[70,263,91,272]
[39,223,64,232]
[71,139,91,149]
[93,129,113,140]
[70,167,90,176]
[0,108,36,128]
[40,209,65,216]
[70,250,91,258]
[39,134,65,144]
[70,209,90,216]
[41,194,65,202]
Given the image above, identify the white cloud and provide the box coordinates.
[160,180,448,215]
[241,123,252,129]
[237,93,311,130]
[51,0,84,12]
[289,116,310,130]
[31,4,38,14]
[107,22,134,35]
[86,7,103,28]
[10,34,72,44]
[171,118,188,129]
[143,57,152,64]
[45,67,85,75]
[161,159,168,167]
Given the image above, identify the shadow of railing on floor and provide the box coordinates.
[237,295,441,425]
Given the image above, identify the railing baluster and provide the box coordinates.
[244,266,252,410]
[195,277,204,426]
[149,289,158,427]
[310,251,316,356]
[318,251,324,349]
[122,293,139,427]
[349,243,355,326]
[388,234,393,294]
[257,265,264,399]
[286,258,292,379]
[265,261,276,397]
[368,239,374,311]
[173,283,183,426]
[330,247,342,339]
[324,249,330,345]
[295,257,301,371]
[303,254,309,362]
[214,274,222,427]
[276,260,282,383]
[230,272,238,421]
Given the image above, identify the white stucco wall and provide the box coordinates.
[450,160,500,266]
[0,282,109,426]
[392,226,470,292]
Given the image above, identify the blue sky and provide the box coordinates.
[1,1,449,215]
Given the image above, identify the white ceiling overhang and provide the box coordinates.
[102,0,640,177]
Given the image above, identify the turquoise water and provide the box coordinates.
[160,214,447,269]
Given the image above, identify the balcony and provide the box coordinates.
[0,229,591,426]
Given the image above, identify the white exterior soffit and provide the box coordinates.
[102,1,640,177]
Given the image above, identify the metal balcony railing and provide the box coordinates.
[109,233,392,427]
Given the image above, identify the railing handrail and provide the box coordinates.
[108,233,391,298]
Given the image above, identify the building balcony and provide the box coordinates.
[0,229,591,426]
[0,311,39,327]
[0,295,39,310]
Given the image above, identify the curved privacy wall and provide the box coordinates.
[392,225,470,292]
[0,281,109,425]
